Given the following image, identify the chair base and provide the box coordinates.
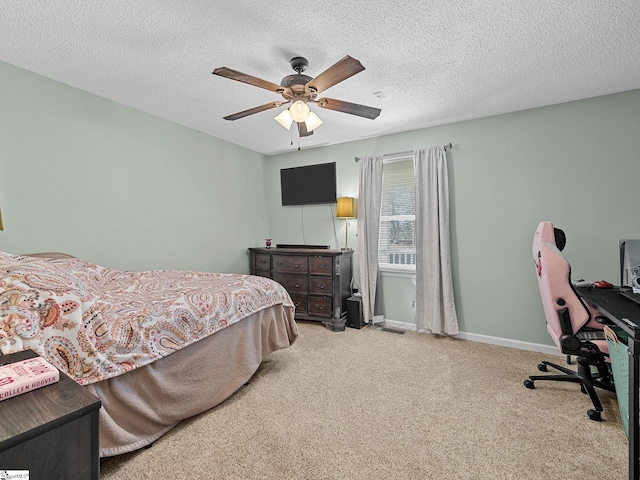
[524,356,615,421]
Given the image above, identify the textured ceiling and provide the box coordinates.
[1,1,639,156]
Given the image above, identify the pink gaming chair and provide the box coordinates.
[525,221,615,421]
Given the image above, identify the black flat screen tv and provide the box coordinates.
[280,162,337,206]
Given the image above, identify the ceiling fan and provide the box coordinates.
[212,55,381,138]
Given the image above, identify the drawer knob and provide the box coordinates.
[319,285,325,289]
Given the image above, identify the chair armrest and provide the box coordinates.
[560,334,582,354]
[560,335,603,359]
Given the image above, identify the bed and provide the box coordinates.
[0,251,298,457]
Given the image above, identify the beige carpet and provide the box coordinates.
[100,321,628,479]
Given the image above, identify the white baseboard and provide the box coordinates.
[382,319,559,356]
[455,331,559,356]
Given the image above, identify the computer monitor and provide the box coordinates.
[619,239,640,292]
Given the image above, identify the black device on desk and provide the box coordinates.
[620,239,640,307]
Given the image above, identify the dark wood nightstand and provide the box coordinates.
[0,350,101,480]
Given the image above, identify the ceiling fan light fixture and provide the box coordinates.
[289,100,310,122]
[305,112,323,131]
[274,109,293,130]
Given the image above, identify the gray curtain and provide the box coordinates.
[357,155,385,324]
[414,146,459,335]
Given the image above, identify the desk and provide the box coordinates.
[578,286,640,480]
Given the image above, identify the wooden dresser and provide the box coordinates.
[249,247,353,331]
[0,349,101,479]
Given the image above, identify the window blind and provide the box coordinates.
[379,158,416,268]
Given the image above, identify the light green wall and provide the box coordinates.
[266,90,640,345]
[1,58,638,347]
[0,61,267,273]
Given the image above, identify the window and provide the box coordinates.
[378,156,416,273]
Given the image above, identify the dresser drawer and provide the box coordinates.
[309,297,332,317]
[253,269,270,279]
[254,253,271,271]
[310,276,333,295]
[309,256,333,275]
[289,294,308,314]
[272,274,308,294]
[272,256,308,274]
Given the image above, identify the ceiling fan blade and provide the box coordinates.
[223,101,285,121]
[306,56,365,94]
[213,67,284,93]
[298,122,314,137]
[316,98,381,120]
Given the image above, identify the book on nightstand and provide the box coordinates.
[0,356,60,402]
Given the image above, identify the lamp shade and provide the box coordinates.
[336,197,356,218]
[305,112,323,132]
[289,100,310,122]
[274,109,294,130]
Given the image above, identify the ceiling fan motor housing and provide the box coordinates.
[280,57,314,101]
[280,74,312,88]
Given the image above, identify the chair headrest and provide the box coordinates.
[554,228,566,251]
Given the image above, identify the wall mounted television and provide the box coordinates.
[280,162,337,206]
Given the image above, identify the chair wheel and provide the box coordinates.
[537,363,548,372]
[524,379,535,389]
[587,409,602,421]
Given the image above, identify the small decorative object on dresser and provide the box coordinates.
[249,247,353,331]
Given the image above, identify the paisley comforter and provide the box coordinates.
[0,251,294,385]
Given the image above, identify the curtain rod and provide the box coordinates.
[354,143,452,162]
